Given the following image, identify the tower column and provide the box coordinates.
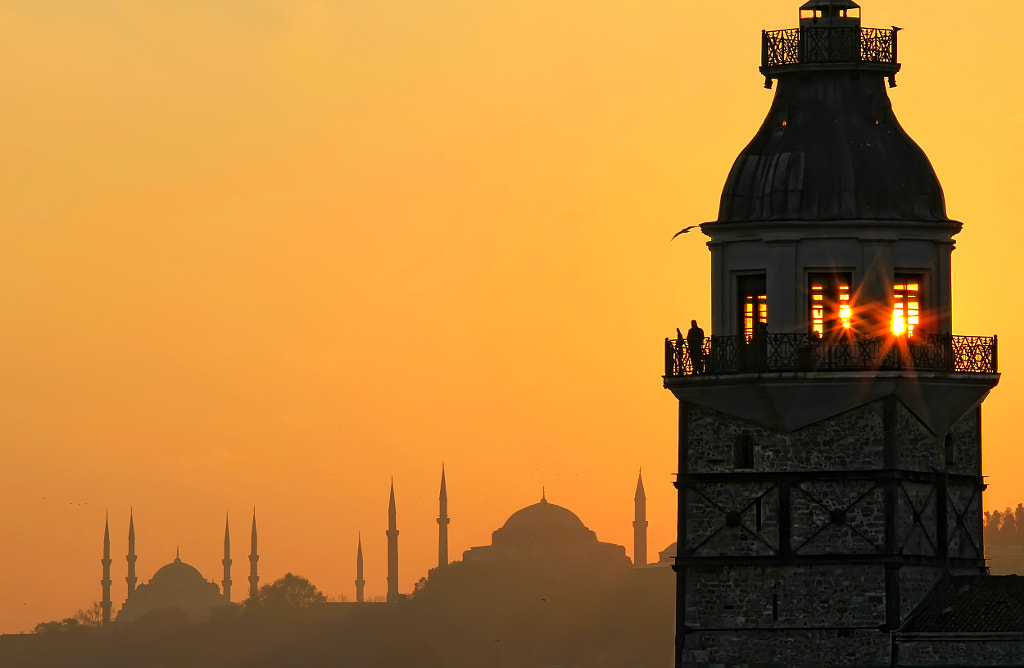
[860,239,894,333]
[767,240,799,333]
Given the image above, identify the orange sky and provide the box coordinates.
[1,0,1023,634]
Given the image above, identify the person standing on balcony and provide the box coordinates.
[753,320,769,371]
[687,320,705,374]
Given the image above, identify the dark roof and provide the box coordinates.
[900,575,1024,634]
[800,0,860,9]
[716,71,948,223]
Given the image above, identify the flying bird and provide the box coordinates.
[670,225,699,241]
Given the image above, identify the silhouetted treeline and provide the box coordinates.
[4,563,673,668]
[984,504,1024,576]
[985,504,1024,552]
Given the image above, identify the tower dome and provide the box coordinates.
[718,73,947,222]
[717,0,946,223]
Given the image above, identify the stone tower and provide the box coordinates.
[663,2,1000,665]
[386,480,400,602]
[438,466,450,568]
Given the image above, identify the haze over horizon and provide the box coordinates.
[2,0,1023,634]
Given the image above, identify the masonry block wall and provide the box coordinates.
[676,394,985,667]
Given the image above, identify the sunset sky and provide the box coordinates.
[2,0,1023,634]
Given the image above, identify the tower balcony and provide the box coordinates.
[664,333,997,379]
[761,26,900,81]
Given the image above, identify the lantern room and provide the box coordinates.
[799,0,861,28]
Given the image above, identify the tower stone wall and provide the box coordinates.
[675,391,986,666]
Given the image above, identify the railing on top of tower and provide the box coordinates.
[664,333,998,378]
[760,26,900,84]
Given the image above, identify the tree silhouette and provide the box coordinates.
[32,602,104,633]
[253,573,326,608]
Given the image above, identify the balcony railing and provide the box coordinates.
[761,27,898,69]
[664,333,998,378]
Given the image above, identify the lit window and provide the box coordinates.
[811,287,824,335]
[839,284,851,329]
[738,275,767,340]
[893,277,921,337]
[809,273,852,336]
[744,294,768,340]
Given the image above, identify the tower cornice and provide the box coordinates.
[702,219,963,242]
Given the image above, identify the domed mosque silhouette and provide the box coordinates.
[463,490,632,568]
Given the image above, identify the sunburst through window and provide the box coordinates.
[809,273,852,336]
[892,277,921,337]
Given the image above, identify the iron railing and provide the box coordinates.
[665,333,997,378]
[761,27,898,69]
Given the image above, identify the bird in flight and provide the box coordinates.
[670,225,699,241]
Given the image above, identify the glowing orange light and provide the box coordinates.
[839,285,851,328]
[810,279,852,334]
[743,296,767,339]
[811,285,825,335]
[892,281,920,337]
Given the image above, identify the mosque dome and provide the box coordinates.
[499,497,589,536]
[149,556,209,590]
[117,553,226,623]
[463,493,630,569]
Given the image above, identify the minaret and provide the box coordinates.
[437,465,450,568]
[248,509,259,601]
[126,509,137,600]
[633,470,648,567]
[664,3,998,666]
[222,513,232,602]
[101,515,112,625]
[355,533,365,603]
[386,480,399,602]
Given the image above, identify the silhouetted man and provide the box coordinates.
[686,319,705,374]
[752,320,768,371]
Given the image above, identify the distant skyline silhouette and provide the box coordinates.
[89,468,665,622]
